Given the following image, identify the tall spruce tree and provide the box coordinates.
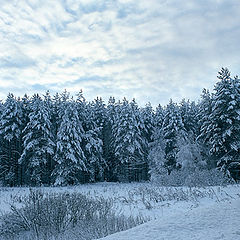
[180,99,200,137]
[177,99,203,170]
[104,96,118,181]
[53,99,87,185]
[140,102,154,143]
[148,104,165,178]
[207,68,240,176]
[112,98,148,181]
[197,89,213,166]
[154,104,164,130]
[159,99,187,174]
[198,89,212,142]
[0,94,23,186]
[83,97,105,182]
[20,94,55,185]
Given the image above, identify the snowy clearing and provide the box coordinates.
[100,197,240,240]
[0,183,240,240]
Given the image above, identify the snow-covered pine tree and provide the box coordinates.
[52,92,62,144]
[104,96,118,181]
[80,95,105,182]
[154,104,164,130]
[197,89,213,167]
[0,100,2,113]
[89,97,106,128]
[0,93,24,186]
[198,89,212,141]
[43,91,55,183]
[19,94,31,184]
[21,94,31,130]
[207,68,240,176]
[53,97,87,185]
[52,92,61,126]
[112,98,148,181]
[177,99,204,171]
[148,104,165,179]
[139,103,154,180]
[228,75,240,180]
[0,100,4,185]
[179,99,200,137]
[159,99,187,174]
[140,102,154,143]
[19,94,55,185]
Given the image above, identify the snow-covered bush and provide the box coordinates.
[185,169,232,187]
[176,142,207,171]
[0,189,147,240]
[152,169,231,187]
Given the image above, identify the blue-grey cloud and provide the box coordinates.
[0,55,36,69]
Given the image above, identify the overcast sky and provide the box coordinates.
[0,0,240,107]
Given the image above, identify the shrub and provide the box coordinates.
[0,189,147,240]
[152,169,231,187]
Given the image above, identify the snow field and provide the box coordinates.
[0,182,239,240]
[100,198,240,240]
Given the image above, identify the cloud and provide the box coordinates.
[0,0,240,106]
[0,54,36,69]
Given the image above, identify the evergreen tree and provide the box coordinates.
[198,89,213,142]
[53,99,87,185]
[180,99,200,137]
[229,75,240,180]
[158,99,187,174]
[82,96,105,182]
[154,104,164,130]
[52,92,62,145]
[43,91,55,183]
[140,102,154,143]
[112,98,148,181]
[207,68,240,175]
[148,104,165,178]
[163,100,185,173]
[177,99,204,171]
[18,94,31,185]
[20,94,55,185]
[0,94,23,186]
[197,89,213,167]
[104,96,118,181]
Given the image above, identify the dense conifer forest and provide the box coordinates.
[0,68,239,186]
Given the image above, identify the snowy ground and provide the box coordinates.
[100,196,240,240]
[0,183,240,240]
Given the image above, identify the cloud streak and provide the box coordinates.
[0,0,240,106]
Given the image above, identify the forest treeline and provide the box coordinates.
[0,68,239,186]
